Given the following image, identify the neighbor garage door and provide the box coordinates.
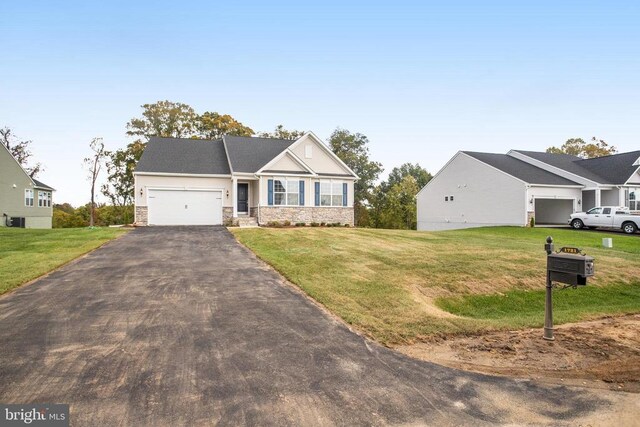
[534,199,574,225]
[147,189,223,225]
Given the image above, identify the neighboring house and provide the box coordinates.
[133,132,358,226]
[0,142,54,228]
[417,149,640,231]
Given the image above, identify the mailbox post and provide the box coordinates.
[543,236,595,341]
[544,237,555,340]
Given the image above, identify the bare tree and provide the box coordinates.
[84,138,107,227]
[0,126,44,177]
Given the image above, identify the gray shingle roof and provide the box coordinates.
[575,150,640,184]
[136,137,231,175]
[513,151,608,183]
[463,152,581,185]
[33,178,55,191]
[223,136,295,173]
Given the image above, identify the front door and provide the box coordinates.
[237,183,249,213]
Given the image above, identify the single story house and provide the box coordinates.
[417,149,640,231]
[133,132,358,226]
[0,142,54,228]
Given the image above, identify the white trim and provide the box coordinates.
[633,156,640,167]
[507,150,600,186]
[258,172,314,178]
[256,149,316,175]
[528,184,584,188]
[286,132,360,179]
[134,171,232,178]
[623,166,640,185]
[221,136,235,174]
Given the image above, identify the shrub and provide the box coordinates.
[332,222,341,227]
[320,222,326,226]
[295,222,306,227]
[344,224,350,227]
[310,222,320,227]
[267,221,282,228]
[529,216,535,228]
[283,220,291,227]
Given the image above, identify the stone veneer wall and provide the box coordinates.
[258,207,354,226]
[526,210,535,227]
[135,206,148,226]
[223,207,234,225]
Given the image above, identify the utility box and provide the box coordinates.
[547,251,594,286]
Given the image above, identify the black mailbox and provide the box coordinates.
[547,252,594,286]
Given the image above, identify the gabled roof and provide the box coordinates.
[33,179,55,191]
[513,150,640,185]
[576,150,640,184]
[223,136,295,173]
[136,137,231,175]
[463,151,581,185]
[0,141,54,190]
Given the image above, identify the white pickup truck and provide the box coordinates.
[569,206,640,234]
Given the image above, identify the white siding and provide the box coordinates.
[417,153,527,231]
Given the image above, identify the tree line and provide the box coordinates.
[3,100,618,229]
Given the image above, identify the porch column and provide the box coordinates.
[619,187,626,206]
[595,188,601,207]
[232,176,238,217]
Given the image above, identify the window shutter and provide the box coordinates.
[299,180,305,206]
[314,182,320,206]
[342,183,348,206]
[268,179,274,206]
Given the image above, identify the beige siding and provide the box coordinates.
[417,153,527,231]
[290,136,350,175]
[266,154,307,172]
[135,175,233,208]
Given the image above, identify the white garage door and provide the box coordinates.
[148,189,223,225]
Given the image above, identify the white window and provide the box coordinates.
[626,188,639,211]
[25,189,34,207]
[273,178,300,206]
[38,191,51,207]
[320,180,344,206]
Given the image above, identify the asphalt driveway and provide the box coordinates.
[0,227,634,426]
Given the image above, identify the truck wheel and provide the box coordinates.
[622,222,638,234]
[571,219,584,230]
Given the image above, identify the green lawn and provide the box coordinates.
[0,227,129,295]
[231,226,640,346]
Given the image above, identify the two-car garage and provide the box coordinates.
[147,189,223,226]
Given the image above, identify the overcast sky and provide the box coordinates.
[2,1,639,206]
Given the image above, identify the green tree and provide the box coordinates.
[196,112,254,140]
[383,163,432,191]
[101,140,145,224]
[378,176,419,230]
[126,100,198,140]
[328,128,383,226]
[546,137,617,159]
[0,127,44,177]
[259,125,306,140]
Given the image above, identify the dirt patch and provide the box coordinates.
[397,314,640,393]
